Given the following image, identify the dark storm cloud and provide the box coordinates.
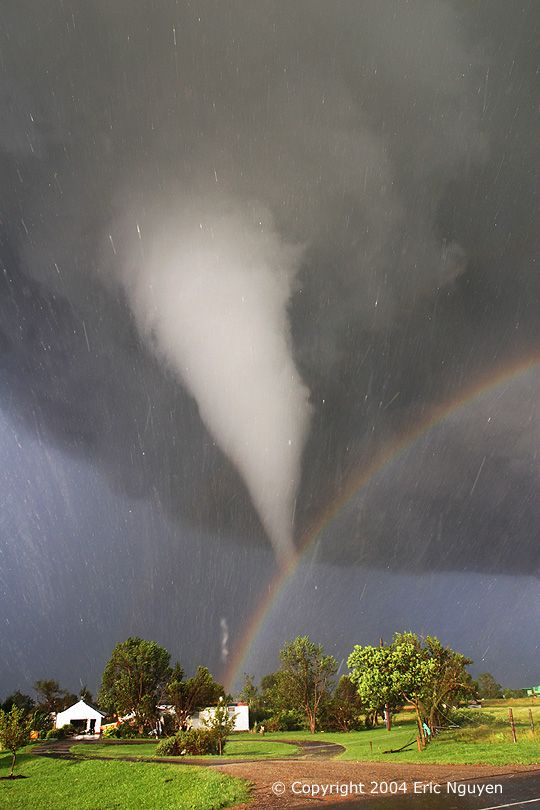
[1,1,538,573]
[313,367,540,575]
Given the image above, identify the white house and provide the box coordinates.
[190,703,249,732]
[156,702,249,733]
[55,699,105,735]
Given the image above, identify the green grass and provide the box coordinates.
[0,749,249,810]
[71,738,299,759]
[234,711,540,766]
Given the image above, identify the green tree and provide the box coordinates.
[203,697,236,755]
[259,672,280,716]
[348,633,473,748]
[420,636,474,730]
[34,680,76,714]
[346,644,403,729]
[1,691,35,716]
[275,636,337,733]
[502,687,527,699]
[324,675,364,732]
[240,672,282,726]
[477,672,503,699]
[98,637,171,732]
[0,705,32,777]
[238,673,258,707]
[166,665,225,731]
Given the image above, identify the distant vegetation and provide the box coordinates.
[0,630,537,781]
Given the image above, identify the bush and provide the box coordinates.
[155,735,179,755]
[46,724,77,740]
[448,708,498,727]
[155,728,221,756]
[103,720,140,738]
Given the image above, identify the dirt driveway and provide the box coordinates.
[217,759,540,809]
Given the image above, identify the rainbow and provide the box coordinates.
[222,352,540,690]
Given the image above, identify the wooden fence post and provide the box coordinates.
[508,708,517,743]
[529,709,535,734]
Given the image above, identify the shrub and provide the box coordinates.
[46,724,77,740]
[155,735,180,755]
[103,720,139,738]
[155,728,221,756]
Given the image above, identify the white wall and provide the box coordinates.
[55,700,103,733]
[191,704,249,732]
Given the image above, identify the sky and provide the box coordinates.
[0,1,538,698]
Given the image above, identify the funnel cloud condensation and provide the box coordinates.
[120,201,311,563]
[0,1,538,576]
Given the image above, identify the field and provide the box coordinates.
[232,704,540,766]
[1,702,538,809]
[0,749,249,810]
[65,705,540,767]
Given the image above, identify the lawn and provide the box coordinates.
[0,749,249,810]
[71,738,299,759]
[233,708,540,766]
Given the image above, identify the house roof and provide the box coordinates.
[57,699,105,717]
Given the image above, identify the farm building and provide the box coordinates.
[55,699,105,734]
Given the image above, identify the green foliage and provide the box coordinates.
[46,723,77,740]
[323,675,364,732]
[165,665,225,731]
[264,709,305,732]
[0,704,32,777]
[348,632,473,746]
[155,735,180,756]
[202,699,236,754]
[273,636,337,733]
[98,637,171,731]
[502,688,527,699]
[102,720,140,739]
[1,691,35,716]
[477,672,503,699]
[347,645,403,716]
[418,635,475,729]
[155,728,221,756]
[73,738,301,760]
[238,673,258,704]
[159,712,177,737]
[30,708,53,735]
[240,672,279,725]
[34,680,77,714]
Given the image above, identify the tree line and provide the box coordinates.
[237,633,526,746]
[0,630,527,771]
